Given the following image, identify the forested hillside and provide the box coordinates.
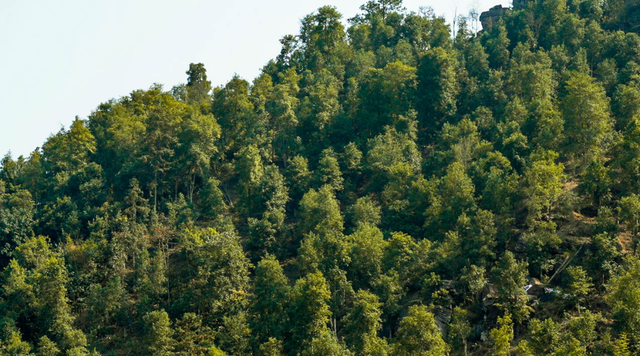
[2,0,640,354]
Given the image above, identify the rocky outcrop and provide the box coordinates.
[479,5,509,30]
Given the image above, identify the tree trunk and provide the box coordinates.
[153,170,158,213]
[189,173,196,203]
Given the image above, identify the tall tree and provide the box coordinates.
[251,255,290,346]
[186,63,213,105]
[142,310,175,356]
[342,289,388,355]
[299,6,347,72]
[491,251,530,323]
[212,76,257,155]
[560,71,613,170]
[287,271,332,355]
[490,314,513,356]
[416,47,459,140]
[393,305,449,356]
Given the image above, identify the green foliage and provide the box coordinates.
[393,305,449,356]
[366,125,420,191]
[527,318,560,355]
[173,312,217,355]
[170,228,251,324]
[0,188,35,266]
[416,47,459,139]
[523,150,566,223]
[525,221,562,278]
[285,155,312,204]
[302,330,351,356]
[615,333,631,356]
[186,62,212,105]
[299,6,346,71]
[259,338,284,356]
[459,265,487,302]
[347,196,381,230]
[357,61,417,137]
[288,271,332,354]
[247,164,289,258]
[579,159,611,207]
[619,194,640,253]
[298,69,342,154]
[347,224,386,289]
[251,255,290,345]
[560,71,613,170]
[490,314,513,356]
[315,148,344,192]
[448,307,471,355]
[298,185,343,237]
[142,310,174,356]
[564,265,594,309]
[492,252,530,323]
[342,290,387,355]
[482,22,510,68]
[425,162,476,236]
[213,76,256,155]
[218,312,251,355]
[37,336,61,356]
[199,178,227,220]
[608,257,640,346]
[611,119,640,195]
[3,1,640,354]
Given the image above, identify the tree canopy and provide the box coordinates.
[2,0,640,354]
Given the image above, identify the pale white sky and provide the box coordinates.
[0,0,509,158]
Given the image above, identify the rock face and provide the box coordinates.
[479,5,509,30]
[432,306,452,337]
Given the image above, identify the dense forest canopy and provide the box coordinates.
[2,0,640,354]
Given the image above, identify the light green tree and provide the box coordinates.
[523,150,566,223]
[393,305,449,356]
[449,307,471,356]
[491,251,530,323]
[288,271,332,355]
[608,257,640,345]
[142,310,174,356]
[342,290,388,356]
[490,314,513,356]
[561,71,613,171]
[619,194,640,254]
[564,266,594,309]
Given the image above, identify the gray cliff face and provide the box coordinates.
[479,0,535,31]
[479,5,509,30]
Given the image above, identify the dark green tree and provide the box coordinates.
[416,47,459,140]
[186,63,213,105]
[251,255,290,345]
